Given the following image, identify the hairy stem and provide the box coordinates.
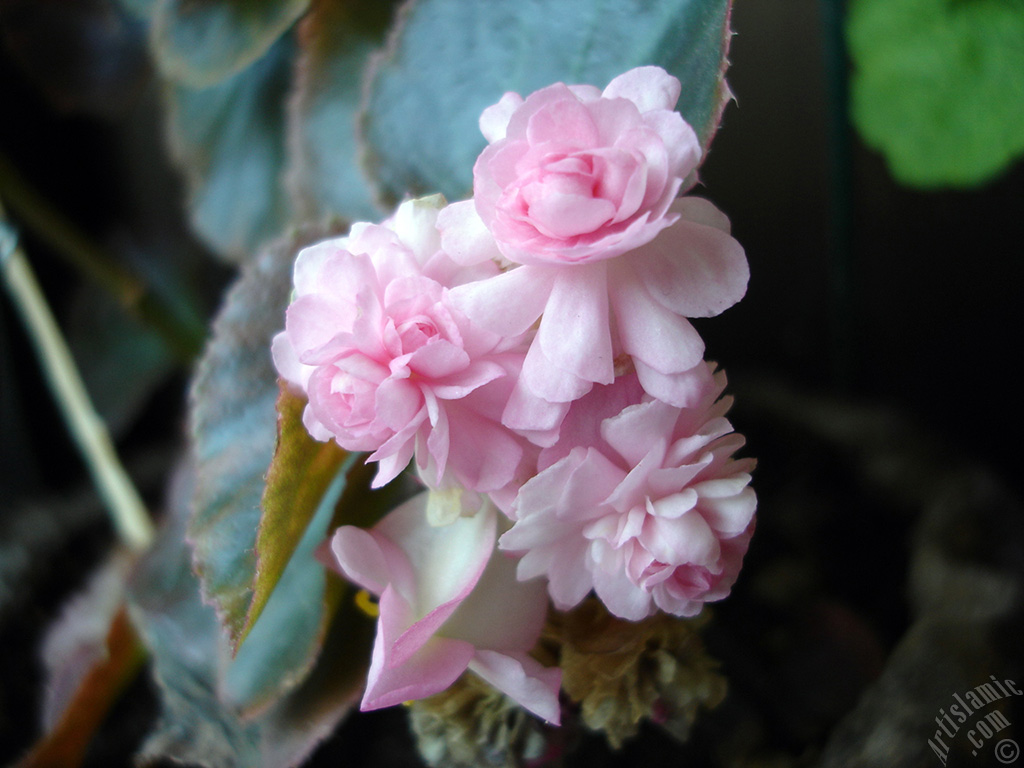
[1,205,155,551]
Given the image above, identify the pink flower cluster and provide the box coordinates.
[273,66,756,722]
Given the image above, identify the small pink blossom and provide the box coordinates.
[272,196,529,496]
[325,492,561,722]
[499,365,756,621]
[445,66,701,266]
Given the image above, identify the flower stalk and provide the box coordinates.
[1,201,154,551]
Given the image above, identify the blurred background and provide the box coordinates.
[1,0,1021,765]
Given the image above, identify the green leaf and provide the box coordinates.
[166,34,295,261]
[69,284,176,436]
[286,0,398,225]
[151,0,310,87]
[236,385,350,650]
[360,0,733,207]
[129,460,372,768]
[224,452,356,714]
[848,0,1024,188]
[187,231,301,644]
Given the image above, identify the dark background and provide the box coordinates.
[1,0,1022,765]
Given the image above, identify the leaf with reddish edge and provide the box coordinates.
[285,0,399,226]
[360,0,734,208]
[18,608,145,768]
[17,552,145,768]
[151,0,311,88]
[236,384,351,651]
[188,224,345,647]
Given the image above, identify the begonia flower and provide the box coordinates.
[444,65,701,266]
[272,196,530,498]
[325,492,561,722]
[499,365,756,621]
[438,68,749,428]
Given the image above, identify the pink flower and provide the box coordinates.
[325,492,561,722]
[447,197,749,432]
[435,67,749,429]
[446,66,702,266]
[499,365,756,621]
[272,196,529,496]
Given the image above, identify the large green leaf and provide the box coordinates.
[151,0,310,87]
[224,452,355,715]
[236,386,350,650]
[360,0,733,207]
[188,231,301,644]
[129,460,372,768]
[848,0,1024,188]
[286,0,397,225]
[167,34,295,262]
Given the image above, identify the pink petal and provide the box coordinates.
[610,269,706,374]
[448,265,554,337]
[480,91,524,143]
[469,651,562,724]
[362,587,475,711]
[694,477,757,535]
[600,399,676,468]
[270,332,306,389]
[590,558,652,621]
[523,85,600,145]
[390,195,444,260]
[284,294,354,362]
[537,266,614,386]
[642,109,701,180]
[520,336,594,403]
[437,200,504,266]
[642,508,720,567]
[442,546,549,652]
[602,66,681,112]
[501,377,570,445]
[631,199,749,318]
[328,527,414,604]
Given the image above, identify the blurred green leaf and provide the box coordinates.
[236,386,350,651]
[360,0,734,207]
[152,0,310,87]
[167,34,295,262]
[69,284,176,437]
[848,0,1024,188]
[18,554,144,768]
[286,0,397,225]
[129,460,371,768]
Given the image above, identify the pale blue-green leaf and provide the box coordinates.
[361,0,733,207]
[224,453,358,715]
[151,0,310,87]
[187,231,297,643]
[167,35,294,262]
[286,0,398,225]
[848,0,1024,188]
[129,459,371,768]
[116,0,158,21]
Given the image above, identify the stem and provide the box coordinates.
[1,207,155,551]
[0,153,206,363]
